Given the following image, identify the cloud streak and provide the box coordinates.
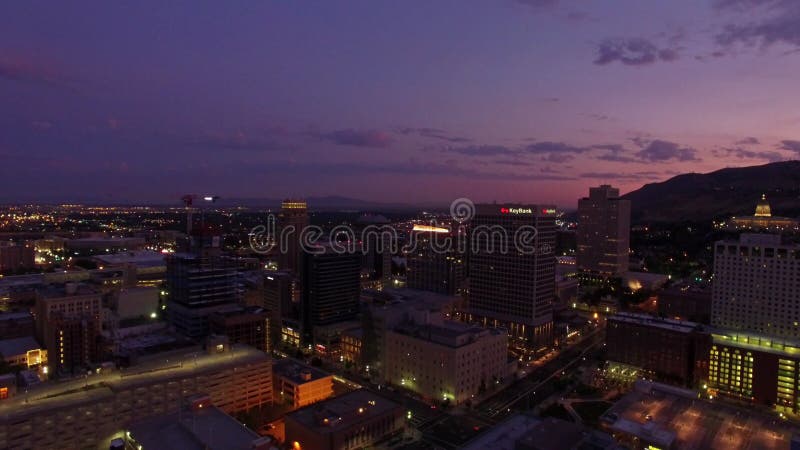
[311,129,394,148]
[594,38,680,66]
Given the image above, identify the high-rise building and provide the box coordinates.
[467,204,556,354]
[279,199,309,276]
[301,246,361,344]
[264,270,303,348]
[406,225,465,296]
[165,252,241,338]
[711,234,800,339]
[576,185,631,276]
[355,214,393,290]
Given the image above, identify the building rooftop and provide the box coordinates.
[610,312,701,334]
[0,336,41,358]
[0,311,33,322]
[286,389,400,433]
[273,359,331,384]
[128,405,266,450]
[93,250,166,268]
[36,283,100,299]
[460,414,542,450]
[603,380,800,450]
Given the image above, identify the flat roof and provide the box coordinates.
[604,380,800,450]
[129,405,262,450]
[0,336,41,357]
[610,312,700,334]
[0,345,270,421]
[286,389,400,433]
[93,250,166,267]
[461,414,542,450]
[273,359,332,384]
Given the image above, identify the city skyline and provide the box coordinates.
[3,1,800,205]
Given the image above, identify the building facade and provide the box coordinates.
[301,247,361,344]
[273,359,334,408]
[383,317,509,404]
[705,331,800,414]
[209,306,270,353]
[165,253,241,338]
[35,283,103,374]
[467,204,556,354]
[711,234,800,339]
[264,271,303,348]
[606,312,710,387]
[576,185,630,276]
[279,199,309,276]
[0,241,35,273]
[284,389,403,450]
[406,225,465,297]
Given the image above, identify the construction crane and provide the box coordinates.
[181,194,220,234]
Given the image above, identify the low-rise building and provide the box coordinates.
[126,399,272,450]
[606,312,710,387]
[0,344,272,450]
[209,306,270,353]
[658,283,712,324]
[0,311,35,340]
[383,314,509,404]
[0,336,46,368]
[273,359,334,408]
[285,389,403,450]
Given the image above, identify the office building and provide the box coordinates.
[406,224,465,296]
[264,271,303,348]
[711,234,800,339]
[35,283,103,374]
[284,389,403,450]
[301,246,361,344]
[273,359,334,408]
[384,317,509,404]
[606,312,710,387]
[576,185,631,276]
[355,214,393,290]
[0,241,35,272]
[658,283,712,324]
[279,199,309,276]
[0,344,272,450]
[165,252,241,338]
[467,203,556,354]
[364,288,461,375]
[209,306,270,352]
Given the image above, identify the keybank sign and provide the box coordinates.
[500,207,533,214]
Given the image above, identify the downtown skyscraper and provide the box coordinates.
[576,185,631,277]
[467,204,556,355]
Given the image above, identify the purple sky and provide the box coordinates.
[2,0,800,207]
